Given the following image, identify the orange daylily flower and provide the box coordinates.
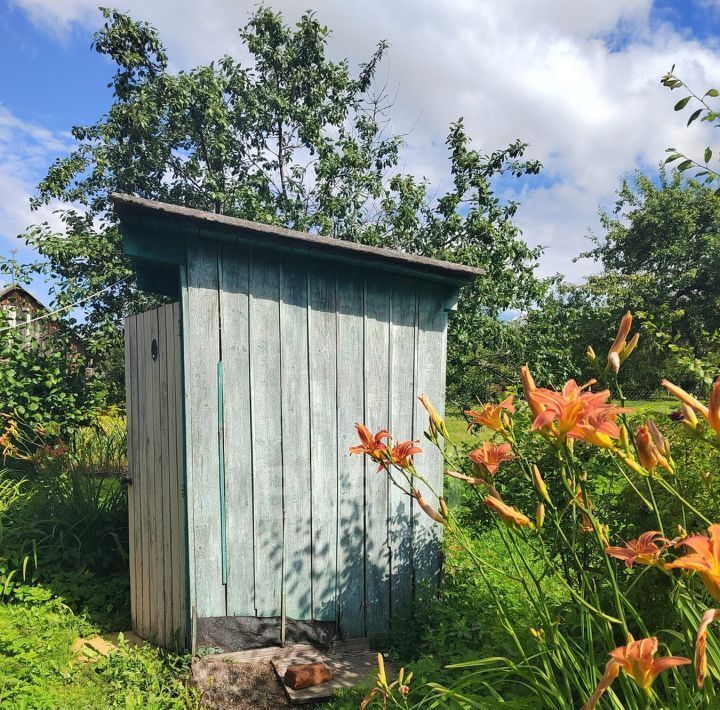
[583,635,690,709]
[525,376,628,449]
[468,442,515,477]
[388,440,421,469]
[532,379,604,433]
[695,608,720,688]
[635,425,672,474]
[349,424,391,469]
[605,530,668,568]
[661,379,720,438]
[484,495,532,528]
[665,524,720,601]
[464,396,515,433]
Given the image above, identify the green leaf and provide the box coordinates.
[705,88,719,98]
[687,108,703,126]
[705,147,712,163]
[664,154,682,164]
[677,159,693,171]
[674,96,692,111]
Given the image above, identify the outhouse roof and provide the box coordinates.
[112,193,482,294]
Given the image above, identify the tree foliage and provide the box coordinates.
[584,171,720,355]
[22,7,542,403]
[661,67,720,187]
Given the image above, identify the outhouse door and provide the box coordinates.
[125,303,187,648]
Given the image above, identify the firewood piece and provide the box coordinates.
[283,661,333,690]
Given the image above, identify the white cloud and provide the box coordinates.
[0,106,69,260]
[9,0,720,280]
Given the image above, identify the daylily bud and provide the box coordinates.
[532,464,552,505]
[618,450,646,476]
[709,380,720,437]
[586,345,597,364]
[484,495,532,528]
[621,332,640,362]
[530,627,545,644]
[599,524,610,547]
[377,652,387,686]
[439,496,449,519]
[681,404,700,435]
[535,502,545,531]
[619,425,631,454]
[647,420,671,458]
[413,488,448,527]
[636,424,672,474]
[607,311,639,373]
[418,394,449,440]
[636,426,659,473]
[677,524,688,539]
[695,609,720,688]
[661,379,709,417]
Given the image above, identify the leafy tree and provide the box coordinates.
[0,321,101,454]
[582,170,720,360]
[22,7,542,403]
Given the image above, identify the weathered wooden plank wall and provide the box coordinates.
[219,245,254,617]
[179,244,449,639]
[126,303,187,648]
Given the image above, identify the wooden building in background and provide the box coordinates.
[0,283,53,343]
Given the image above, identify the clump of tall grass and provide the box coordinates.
[1,413,128,586]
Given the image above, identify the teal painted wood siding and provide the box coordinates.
[125,303,187,649]
[176,243,449,640]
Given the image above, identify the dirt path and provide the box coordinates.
[192,657,292,709]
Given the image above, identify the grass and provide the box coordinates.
[0,582,196,709]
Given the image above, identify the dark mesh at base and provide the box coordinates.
[196,616,337,652]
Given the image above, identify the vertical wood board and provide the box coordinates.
[219,245,255,617]
[388,278,417,615]
[185,239,225,618]
[308,264,338,621]
[249,249,284,617]
[335,268,366,638]
[279,256,312,621]
[412,284,447,587]
[363,274,390,637]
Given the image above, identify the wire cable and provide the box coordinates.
[0,276,130,334]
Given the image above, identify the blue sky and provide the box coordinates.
[1,0,720,306]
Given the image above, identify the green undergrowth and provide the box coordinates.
[0,577,197,709]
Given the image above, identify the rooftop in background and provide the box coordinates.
[111,193,483,297]
[0,283,49,312]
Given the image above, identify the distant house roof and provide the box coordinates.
[111,193,483,296]
[0,283,49,312]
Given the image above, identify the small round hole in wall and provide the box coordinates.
[151,338,159,361]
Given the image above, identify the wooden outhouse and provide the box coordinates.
[114,194,480,651]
